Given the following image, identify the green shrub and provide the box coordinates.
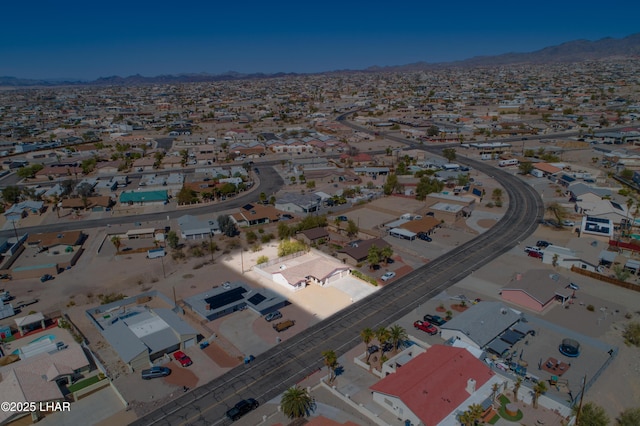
[587,304,595,312]
[277,240,307,257]
[257,255,269,265]
[351,270,377,286]
[99,293,126,305]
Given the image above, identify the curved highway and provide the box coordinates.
[132,123,544,425]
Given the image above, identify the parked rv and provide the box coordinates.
[499,159,519,167]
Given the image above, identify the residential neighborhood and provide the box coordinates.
[0,56,639,426]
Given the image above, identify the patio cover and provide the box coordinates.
[486,339,511,356]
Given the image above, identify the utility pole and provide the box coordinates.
[575,374,587,425]
[208,232,214,262]
[11,220,19,241]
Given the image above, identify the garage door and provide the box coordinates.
[183,338,196,349]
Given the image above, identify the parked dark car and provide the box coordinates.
[536,240,551,248]
[417,232,432,242]
[423,314,447,326]
[226,398,259,421]
[40,274,54,282]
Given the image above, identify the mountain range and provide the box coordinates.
[2,33,639,87]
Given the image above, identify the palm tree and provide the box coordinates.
[513,377,523,401]
[367,246,380,270]
[376,326,390,350]
[111,236,121,253]
[491,382,501,403]
[459,403,484,426]
[532,381,547,408]
[574,401,609,426]
[51,193,61,218]
[467,403,484,424]
[621,197,635,237]
[388,324,407,354]
[360,328,374,362]
[458,410,474,426]
[381,246,393,265]
[280,385,315,419]
[321,350,338,384]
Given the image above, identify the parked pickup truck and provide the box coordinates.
[14,299,38,309]
[272,319,295,332]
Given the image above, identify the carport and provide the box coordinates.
[14,312,46,336]
[486,338,511,357]
[500,330,524,345]
[599,250,616,267]
[513,322,535,336]
[624,259,640,274]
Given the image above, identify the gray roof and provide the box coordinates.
[154,308,198,337]
[101,321,148,363]
[501,269,571,306]
[277,192,321,207]
[568,183,612,198]
[139,327,179,354]
[178,214,220,235]
[441,301,521,348]
[600,250,617,262]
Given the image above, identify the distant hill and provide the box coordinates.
[365,33,640,71]
[2,33,639,87]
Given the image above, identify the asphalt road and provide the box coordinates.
[131,151,544,424]
[0,166,284,238]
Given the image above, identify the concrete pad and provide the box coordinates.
[37,386,125,426]
[327,275,378,302]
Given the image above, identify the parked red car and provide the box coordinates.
[528,250,543,259]
[413,320,438,335]
[173,351,192,367]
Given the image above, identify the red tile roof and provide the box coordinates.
[370,345,494,426]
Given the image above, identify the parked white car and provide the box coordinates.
[381,271,396,281]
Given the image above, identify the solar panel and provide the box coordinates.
[247,293,266,305]
[204,287,247,310]
[586,216,608,224]
[242,203,254,211]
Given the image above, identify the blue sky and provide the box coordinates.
[2,0,638,80]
